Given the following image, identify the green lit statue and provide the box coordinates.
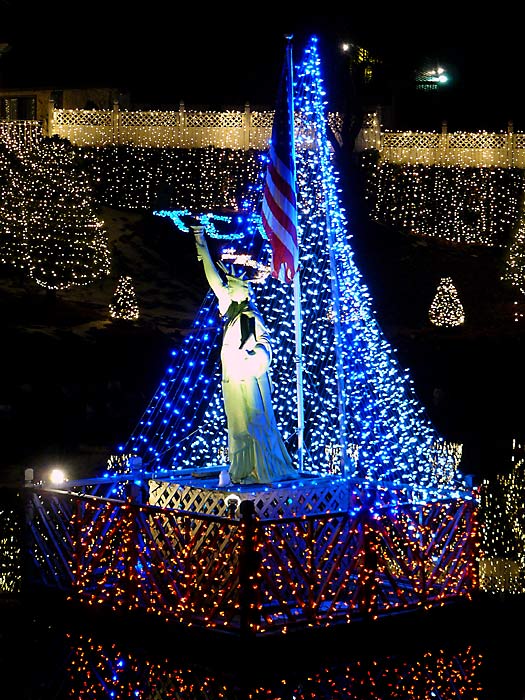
[193,227,297,485]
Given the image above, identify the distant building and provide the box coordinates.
[0,86,130,131]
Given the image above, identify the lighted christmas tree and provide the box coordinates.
[502,194,525,296]
[0,141,32,271]
[479,443,523,592]
[0,136,111,290]
[115,36,462,494]
[109,275,140,321]
[428,277,465,327]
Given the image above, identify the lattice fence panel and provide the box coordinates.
[256,511,380,630]
[53,109,113,126]
[254,498,477,632]
[72,501,132,604]
[71,498,244,630]
[250,110,274,128]
[371,500,478,614]
[448,133,506,149]
[148,480,237,517]
[19,485,478,636]
[120,111,180,127]
[148,477,352,518]
[255,518,339,626]
[420,500,478,600]
[174,517,241,625]
[26,491,75,590]
[370,507,425,612]
[383,132,440,149]
[135,509,189,608]
[186,111,244,128]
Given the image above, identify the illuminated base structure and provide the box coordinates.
[6,468,478,640]
[1,36,481,640]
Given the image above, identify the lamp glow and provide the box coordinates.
[49,468,67,485]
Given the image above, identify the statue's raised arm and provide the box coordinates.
[192,226,230,313]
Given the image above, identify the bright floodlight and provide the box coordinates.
[416,64,450,90]
[49,468,67,484]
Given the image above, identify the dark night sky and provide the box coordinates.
[1,4,524,129]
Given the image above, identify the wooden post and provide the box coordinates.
[507,120,514,168]
[243,101,250,150]
[179,100,186,146]
[439,120,448,166]
[238,499,259,639]
[112,100,119,145]
[373,108,382,152]
[123,502,140,611]
[47,98,54,138]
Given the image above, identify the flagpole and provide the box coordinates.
[286,35,304,474]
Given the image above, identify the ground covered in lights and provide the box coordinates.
[0,203,523,483]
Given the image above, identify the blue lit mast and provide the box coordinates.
[288,34,350,475]
[287,35,305,474]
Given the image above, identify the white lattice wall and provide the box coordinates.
[369,126,525,167]
[147,475,353,519]
[51,105,274,149]
[53,108,114,146]
[3,105,521,168]
[49,105,525,167]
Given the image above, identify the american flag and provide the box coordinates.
[261,46,298,284]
